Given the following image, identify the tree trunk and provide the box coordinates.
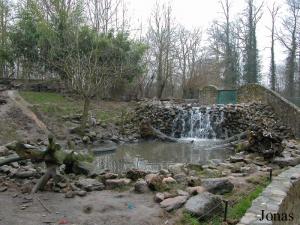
[81,97,90,131]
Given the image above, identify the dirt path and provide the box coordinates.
[0,90,49,145]
[0,190,173,225]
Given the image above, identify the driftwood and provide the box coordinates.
[203,131,248,151]
[216,131,248,145]
[140,120,177,142]
[2,135,94,193]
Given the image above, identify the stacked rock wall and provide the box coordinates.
[238,165,300,225]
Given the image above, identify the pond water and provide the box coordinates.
[93,139,233,173]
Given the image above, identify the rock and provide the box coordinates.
[0,146,10,157]
[187,176,201,187]
[177,190,189,196]
[273,156,300,167]
[126,169,147,181]
[184,192,223,219]
[76,178,105,192]
[88,131,97,140]
[65,191,75,198]
[15,170,36,178]
[0,186,7,192]
[202,178,234,195]
[229,156,246,163]
[105,178,131,189]
[57,182,67,189]
[160,195,188,212]
[168,163,186,175]
[0,165,15,174]
[159,169,169,176]
[103,173,118,180]
[75,190,87,197]
[145,174,164,191]
[186,186,206,195]
[173,173,187,183]
[154,193,165,203]
[134,179,150,193]
[162,177,176,184]
[82,136,90,144]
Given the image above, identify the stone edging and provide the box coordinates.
[238,164,300,225]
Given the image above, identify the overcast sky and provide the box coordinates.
[126,0,288,83]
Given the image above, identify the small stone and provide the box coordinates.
[57,182,67,189]
[15,170,36,178]
[154,193,165,203]
[76,178,105,192]
[173,173,187,183]
[162,177,176,184]
[187,176,201,187]
[126,169,147,181]
[0,187,7,192]
[168,164,186,175]
[104,173,118,180]
[177,190,189,196]
[75,190,87,197]
[134,179,150,193]
[145,174,164,191]
[65,191,75,198]
[105,178,131,189]
[159,169,169,176]
[186,186,206,195]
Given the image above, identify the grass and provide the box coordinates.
[20,91,131,123]
[177,177,270,225]
[21,91,81,117]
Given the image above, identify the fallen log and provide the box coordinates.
[216,131,248,145]
[140,120,177,142]
[2,135,94,193]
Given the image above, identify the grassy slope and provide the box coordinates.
[20,91,132,122]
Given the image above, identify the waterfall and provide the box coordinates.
[172,107,221,139]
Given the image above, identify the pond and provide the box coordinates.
[93,139,233,173]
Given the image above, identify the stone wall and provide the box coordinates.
[198,85,218,105]
[237,84,300,139]
[238,165,300,225]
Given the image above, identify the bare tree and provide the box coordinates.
[277,0,300,97]
[176,26,202,96]
[267,2,279,91]
[86,0,129,34]
[146,3,176,99]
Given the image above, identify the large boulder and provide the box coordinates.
[75,178,105,191]
[160,195,188,212]
[202,178,234,195]
[184,192,223,219]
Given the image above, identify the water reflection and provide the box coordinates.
[93,140,233,173]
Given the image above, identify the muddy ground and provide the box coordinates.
[0,189,175,225]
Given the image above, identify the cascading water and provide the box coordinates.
[172,106,224,139]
